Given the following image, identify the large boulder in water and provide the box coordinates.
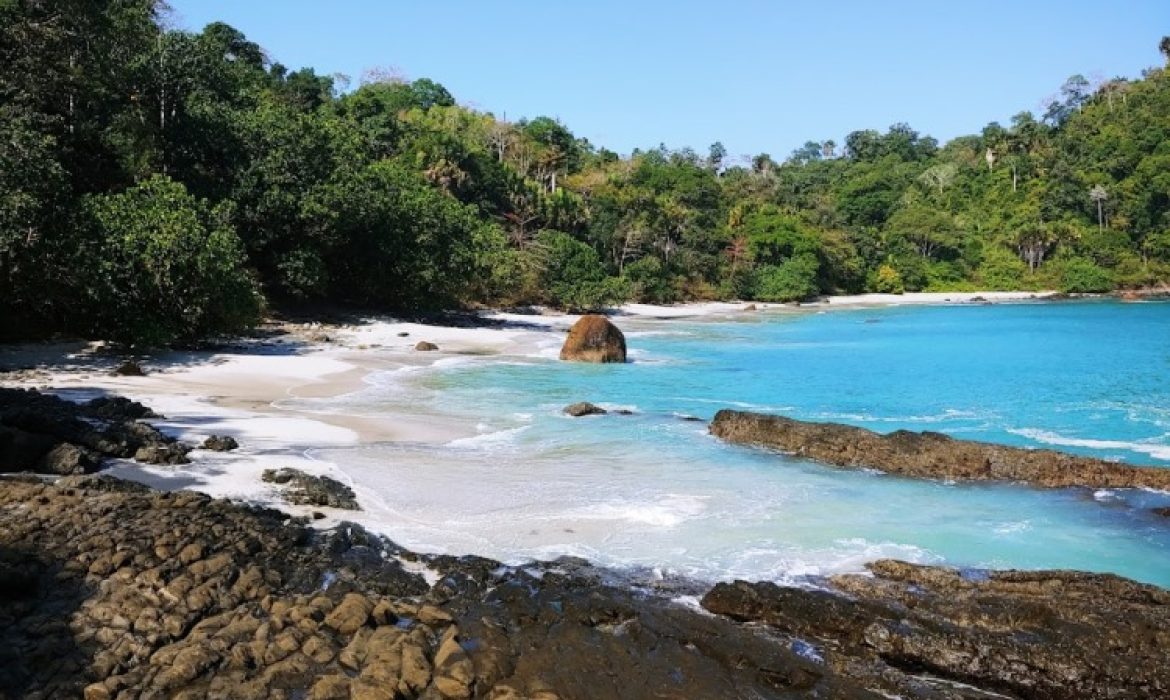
[564,402,607,417]
[559,315,626,363]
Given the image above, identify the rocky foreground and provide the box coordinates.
[3,390,1169,698]
[710,409,1170,490]
[2,476,1168,700]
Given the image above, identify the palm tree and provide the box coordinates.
[1090,185,1108,230]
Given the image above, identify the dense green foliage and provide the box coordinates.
[2,2,1169,344]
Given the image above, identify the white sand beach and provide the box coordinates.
[0,292,1056,526]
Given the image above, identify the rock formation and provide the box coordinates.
[201,435,240,452]
[1,476,1167,699]
[563,402,607,417]
[702,559,1170,699]
[111,360,146,376]
[0,388,190,473]
[559,315,626,363]
[710,409,1170,490]
[262,468,360,510]
[414,341,439,351]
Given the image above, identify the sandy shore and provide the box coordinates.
[817,290,1056,306]
[0,292,1059,523]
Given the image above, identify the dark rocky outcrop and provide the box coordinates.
[1,476,1167,699]
[703,559,1170,699]
[111,360,146,376]
[710,409,1170,490]
[0,388,190,473]
[201,435,239,452]
[563,402,607,417]
[262,468,360,510]
[559,315,626,363]
[414,341,439,351]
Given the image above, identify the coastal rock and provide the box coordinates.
[702,559,1170,699]
[0,387,189,473]
[415,341,439,351]
[710,409,1170,490]
[201,434,239,452]
[38,442,94,474]
[563,402,606,417]
[743,303,757,311]
[559,315,626,363]
[262,468,360,510]
[85,396,160,420]
[133,443,192,465]
[112,360,146,376]
[0,476,1166,699]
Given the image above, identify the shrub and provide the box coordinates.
[536,230,629,310]
[83,175,261,346]
[869,263,905,293]
[977,248,1029,290]
[622,256,676,303]
[752,254,820,302]
[1059,257,1115,293]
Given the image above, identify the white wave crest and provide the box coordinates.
[1007,427,1170,461]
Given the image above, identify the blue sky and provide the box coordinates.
[166,1,1169,162]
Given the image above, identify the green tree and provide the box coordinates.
[82,175,260,345]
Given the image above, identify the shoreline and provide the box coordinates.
[6,474,1166,699]
[0,293,1163,580]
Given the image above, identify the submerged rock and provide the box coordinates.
[563,402,607,417]
[710,409,1170,490]
[201,434,239,452]
[559,314,627,363]
[262,467,360,510]
[415,341,439,351]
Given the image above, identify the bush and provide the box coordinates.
[537,230,630,310]
[622,256,676,303]
[751,254,820,302]
[869,263,904,293]
[977,248,1029,290]
[1059,257,1115,293]
[83,175,261,346]
[891,254,928,291]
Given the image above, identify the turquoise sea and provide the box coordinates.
[314,300,1170,586]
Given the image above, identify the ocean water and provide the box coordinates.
[312,300,1170,586]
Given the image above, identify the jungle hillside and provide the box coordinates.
[3,2,1170,344]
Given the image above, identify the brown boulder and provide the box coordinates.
[324,593,374,635]
[563,402,607,417]
[415,341,439,351]
[201,435,239,452]
[559,315,626,363]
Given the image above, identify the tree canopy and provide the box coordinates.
[2,4,1169,344]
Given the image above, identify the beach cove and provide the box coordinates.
[4,292,1170,587]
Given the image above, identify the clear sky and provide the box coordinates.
[165,1,1169,162]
